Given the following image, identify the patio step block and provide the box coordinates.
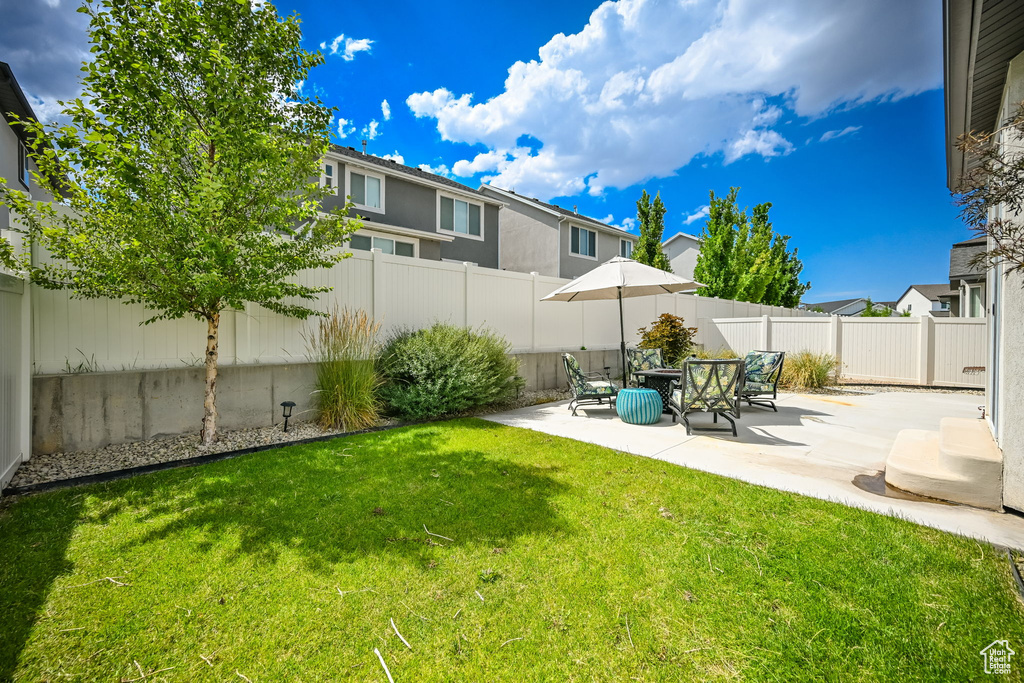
[884,422,1002,511]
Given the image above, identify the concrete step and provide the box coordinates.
[884,424,1002,510]
[939,417,1002,480]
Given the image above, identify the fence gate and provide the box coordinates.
[0,272,28,491]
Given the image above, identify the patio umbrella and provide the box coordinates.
[541,256,703,388]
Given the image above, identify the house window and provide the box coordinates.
[940,301,950,310]
[349,232,415,257]
[18,141,30,189]
[571,226,596,258]
[439,196,482,237]
[322,162,336,193]
[969,285,984,317]
[347,169,383,211]
[620,239,633,258]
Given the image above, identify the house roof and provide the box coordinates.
[804,298,866,314]
[944,0,1024,189]
[662,232,701,247]
[950,236,987,279]
[480,184,634,237]
[952,235,986,246]
[328,145,499,204]
[0,61,39,143]
[897,283,958,303]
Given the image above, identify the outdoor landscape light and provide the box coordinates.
[280,401,296,433]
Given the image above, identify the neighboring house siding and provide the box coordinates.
[663,235,700,280]
[897,289,936,316]
[325,163,438,234]
[485,191,559,276]
[559,221,623,279]
[0,115,50,229]
[440,204,499,268]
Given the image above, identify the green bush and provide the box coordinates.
[306,308,382,431]
[379,323,523,420]
[636,313,697,366]
[692,347,739,360]
[780,351,839,390]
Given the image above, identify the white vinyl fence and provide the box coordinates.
[706,315,987,387]
[0,271,30,489]
[31,249,820,374]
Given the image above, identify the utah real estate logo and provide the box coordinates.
[981,640,1015,674]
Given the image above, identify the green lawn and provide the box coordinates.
[1,419,1021,681]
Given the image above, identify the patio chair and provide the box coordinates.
[562,353,619,416]
[740,350,785,412]
[667,359,744,436]
[626,347,665,387]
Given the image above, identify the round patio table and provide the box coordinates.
[633,368,682,414]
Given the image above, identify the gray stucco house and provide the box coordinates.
[477,184,636,278]
[0,62,52,230]
[661,232,701,280]
[320,146,503,268]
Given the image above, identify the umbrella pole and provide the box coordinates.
[618,286,627,389]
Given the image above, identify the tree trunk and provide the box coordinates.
[201,312,220,445]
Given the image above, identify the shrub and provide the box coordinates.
[379,323,523,420]
[305,308,382,431]
[692,347,739,360]
[780,351,839,390]
[636,313,697,366]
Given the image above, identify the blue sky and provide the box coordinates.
[2,0,962,303]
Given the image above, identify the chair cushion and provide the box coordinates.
[744,351,784,385]
[583,380,618,396]
[628,348,664,374]
[742,380,776,394]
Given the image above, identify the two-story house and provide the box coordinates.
[942,236,987,317]
[895,284,953,317]
[1,61,53,233]
[320,145,503,267]
[477,184,636,278]
[661,232,701,280]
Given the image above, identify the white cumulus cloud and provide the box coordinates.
[337,118,356,139]
[381,151,405,164]
[405,0,939,199]
[362,120,380,140]
[418,163,452,178]
[320,33,374,61]
[381,99,391,121]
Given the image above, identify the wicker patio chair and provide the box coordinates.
[562,353,619,416]
[740,350,786,412]
[626,347,665,387]
[667,359,744,436]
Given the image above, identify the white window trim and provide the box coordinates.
[346,228,418,258]
[569,224,598,260]
[18,141,30,189]
[320,160,338,195]
[346,167,386,213]
[436,191,486,241]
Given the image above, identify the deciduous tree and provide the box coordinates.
[632,190,671,271]
[0,0,358,444]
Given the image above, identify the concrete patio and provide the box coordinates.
[484,390,1024,549]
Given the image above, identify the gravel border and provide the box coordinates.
[4,389,571,494]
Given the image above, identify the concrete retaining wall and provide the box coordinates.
[32,350,622,455]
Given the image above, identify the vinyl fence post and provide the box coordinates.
[761,314,771,350]
[464,262,473,327]
[830,315,843,377]
[531,272,539,353]
[371,248,384,322]
[918,316,934,386]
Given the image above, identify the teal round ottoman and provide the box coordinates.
[616,388,662,425]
